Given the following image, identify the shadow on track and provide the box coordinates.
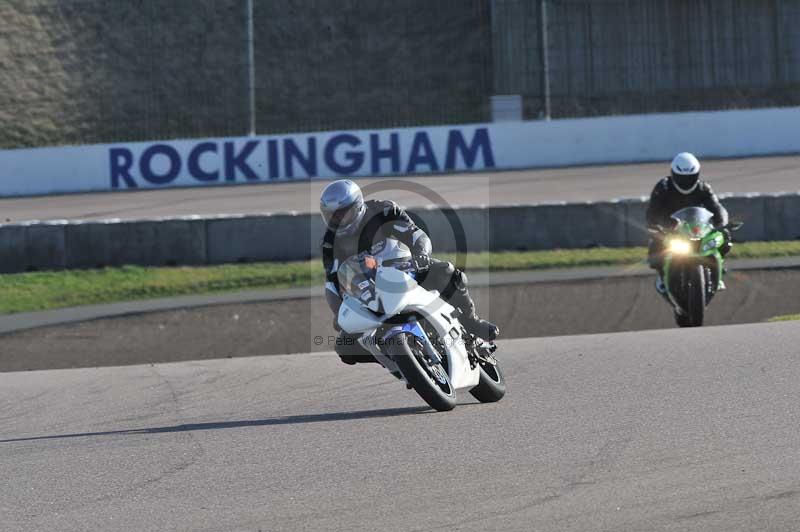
[0,405,432,444]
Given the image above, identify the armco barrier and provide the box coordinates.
[0,193,797,274]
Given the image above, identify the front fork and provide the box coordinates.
[382,319,443,365]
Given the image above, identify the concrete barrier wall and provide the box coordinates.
[1,193,798,273]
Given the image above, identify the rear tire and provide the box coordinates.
[387,333,457,412]
[686,265,705,327]
[469,361,506,403]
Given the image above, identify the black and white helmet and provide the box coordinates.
[319,179,366,235]
[670,152,701,194]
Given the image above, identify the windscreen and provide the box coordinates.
[670,207,714,225]
[337,255,376,300]
[670,207,715,239]
[336,238,414,301]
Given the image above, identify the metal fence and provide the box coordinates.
[496,0,800,120]
[1,0,799,149]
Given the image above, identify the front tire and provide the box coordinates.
[470,360,506,403]
[686,265,705,327]
[387,333,457,412]
[674,311,693,328]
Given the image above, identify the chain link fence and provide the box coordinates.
[1,0,799,149]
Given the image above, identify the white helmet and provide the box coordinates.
[319,179,366,236]
[670,152,701,194]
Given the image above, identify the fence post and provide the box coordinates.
[539,0,552,120]
[773,0,783,85]
[245,0,256,136]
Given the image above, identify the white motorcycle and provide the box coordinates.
[336,238,505,411]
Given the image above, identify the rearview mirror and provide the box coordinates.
[728,221,744,232]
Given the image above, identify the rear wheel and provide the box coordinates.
[469,359,506,403]
[686,265,705,327]
[387,333,456,412]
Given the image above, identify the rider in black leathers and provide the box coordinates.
[646,153,730,291]
[320,180,499,365]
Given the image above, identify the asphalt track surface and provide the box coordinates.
[2,266,799,372]
[2,155,799,222]
[3,320,800,532]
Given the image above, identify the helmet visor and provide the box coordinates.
[672,172,699,192]
[322,194,364,231]
[325,205,359,229]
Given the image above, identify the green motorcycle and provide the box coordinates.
[648,207,743,328]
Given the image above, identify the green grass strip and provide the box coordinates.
[0,262,319,315]
[767,313,800,322]
[0,240,799,315]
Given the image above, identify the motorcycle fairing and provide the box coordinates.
[337,266,479,390]
[382,321,426,342]
[339,295,383,334]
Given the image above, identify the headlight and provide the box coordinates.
[669,239,692,255]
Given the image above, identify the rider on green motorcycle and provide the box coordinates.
[646,153,730,293]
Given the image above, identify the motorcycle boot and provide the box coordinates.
[718,265,728,291]
[650,256,668,297]
[448,271,499,342]
[421,260,499,342]
[655,273,667,295]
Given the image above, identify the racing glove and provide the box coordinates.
[412,253,431,272]
[410,229,432,272]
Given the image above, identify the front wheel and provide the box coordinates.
[469,360,506,403]
[685,265,705,327]
[387,333,457,412]
[674,311,693,328]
